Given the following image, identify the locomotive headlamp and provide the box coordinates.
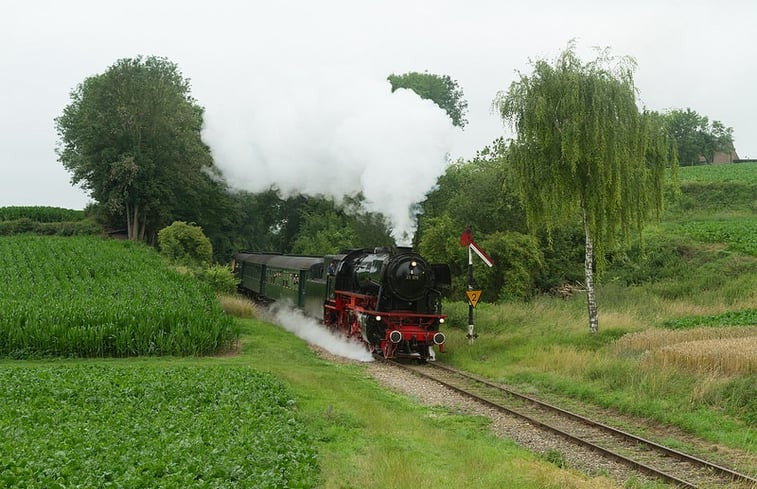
[433,332,446,345]
[411,261,417,267]
[389,330,403,344]
[439,318,445,324]
[375,315,382,322]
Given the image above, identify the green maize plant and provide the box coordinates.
[0,235,238,358]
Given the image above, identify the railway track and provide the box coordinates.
[389,360,756,488]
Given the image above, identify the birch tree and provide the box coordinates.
[494,45,677,333]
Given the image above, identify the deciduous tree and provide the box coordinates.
[662,108,734,165]
[387,71,468,128]
[56,56,213,241]
[494,44,677,333]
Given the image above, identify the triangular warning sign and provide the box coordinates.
[466,290,482,308]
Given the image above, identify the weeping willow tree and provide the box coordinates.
[494,44,677,334]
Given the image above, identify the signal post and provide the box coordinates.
[459,226,493,343]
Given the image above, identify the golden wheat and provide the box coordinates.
[614,326,757,353]
[652,337,757,375]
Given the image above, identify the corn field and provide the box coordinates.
[0,206,85,222]
[0,235,237,357]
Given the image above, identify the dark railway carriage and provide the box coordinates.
[234,253,325,318]
[234,248,451,361]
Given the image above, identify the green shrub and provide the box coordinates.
[479,231,544,300]
[662,309,757,329]
[157,221,213,265]
[197,264,238,295]
[0,217,102,236]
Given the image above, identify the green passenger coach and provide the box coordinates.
[234,253,330,319]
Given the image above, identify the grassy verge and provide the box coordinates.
[440,293,757,454]
[231,319,632,488]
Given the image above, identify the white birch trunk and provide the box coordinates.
[583,208,599,334]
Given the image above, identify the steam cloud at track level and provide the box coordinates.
[266,304,374,362]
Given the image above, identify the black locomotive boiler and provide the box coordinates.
[234,247,451,360]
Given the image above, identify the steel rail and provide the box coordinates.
[388,360,756,488]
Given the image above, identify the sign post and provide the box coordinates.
[459,226,493,344]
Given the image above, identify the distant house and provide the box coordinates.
[712,149,739,164]
[696,147,739,165]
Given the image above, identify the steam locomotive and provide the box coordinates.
[234,248,451,360]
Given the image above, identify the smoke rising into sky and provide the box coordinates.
[201,68,457,244]
[267,304,374,362]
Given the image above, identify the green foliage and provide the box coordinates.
[387,71,469,128]
[0,206,85,222]
[417,140,588,300]
[494,44,677,268]
[55,56,215,241]
[420,140,526,237]
[668,182,757,213]
[479,232,544,300]
[0,235,237,357]
[0,217,101,236]
[662,108,735,166]
[662,309,757,329]
[675,218,757,255]
[0,365,318,488]
[196,264,238,295]
[534,225,586,290]
[157,221,213,265]
[0,206,101,236]
[676,161,757,184]
[285,195,393,255]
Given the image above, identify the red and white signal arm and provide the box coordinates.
[469,241,494,267]
[459,227,494,268]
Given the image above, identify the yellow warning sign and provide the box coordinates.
[466,290,482,308]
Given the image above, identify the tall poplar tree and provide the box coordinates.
[494,45,677,333]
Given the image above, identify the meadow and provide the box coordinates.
[438,163,757,464]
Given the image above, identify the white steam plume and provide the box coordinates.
[201,68,456,244]
[266,304,374,362]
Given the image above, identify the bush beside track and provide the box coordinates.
[0,235,238,357]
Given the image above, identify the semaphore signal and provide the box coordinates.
[459,226,493,343]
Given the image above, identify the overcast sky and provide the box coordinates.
[2,0,756,213]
